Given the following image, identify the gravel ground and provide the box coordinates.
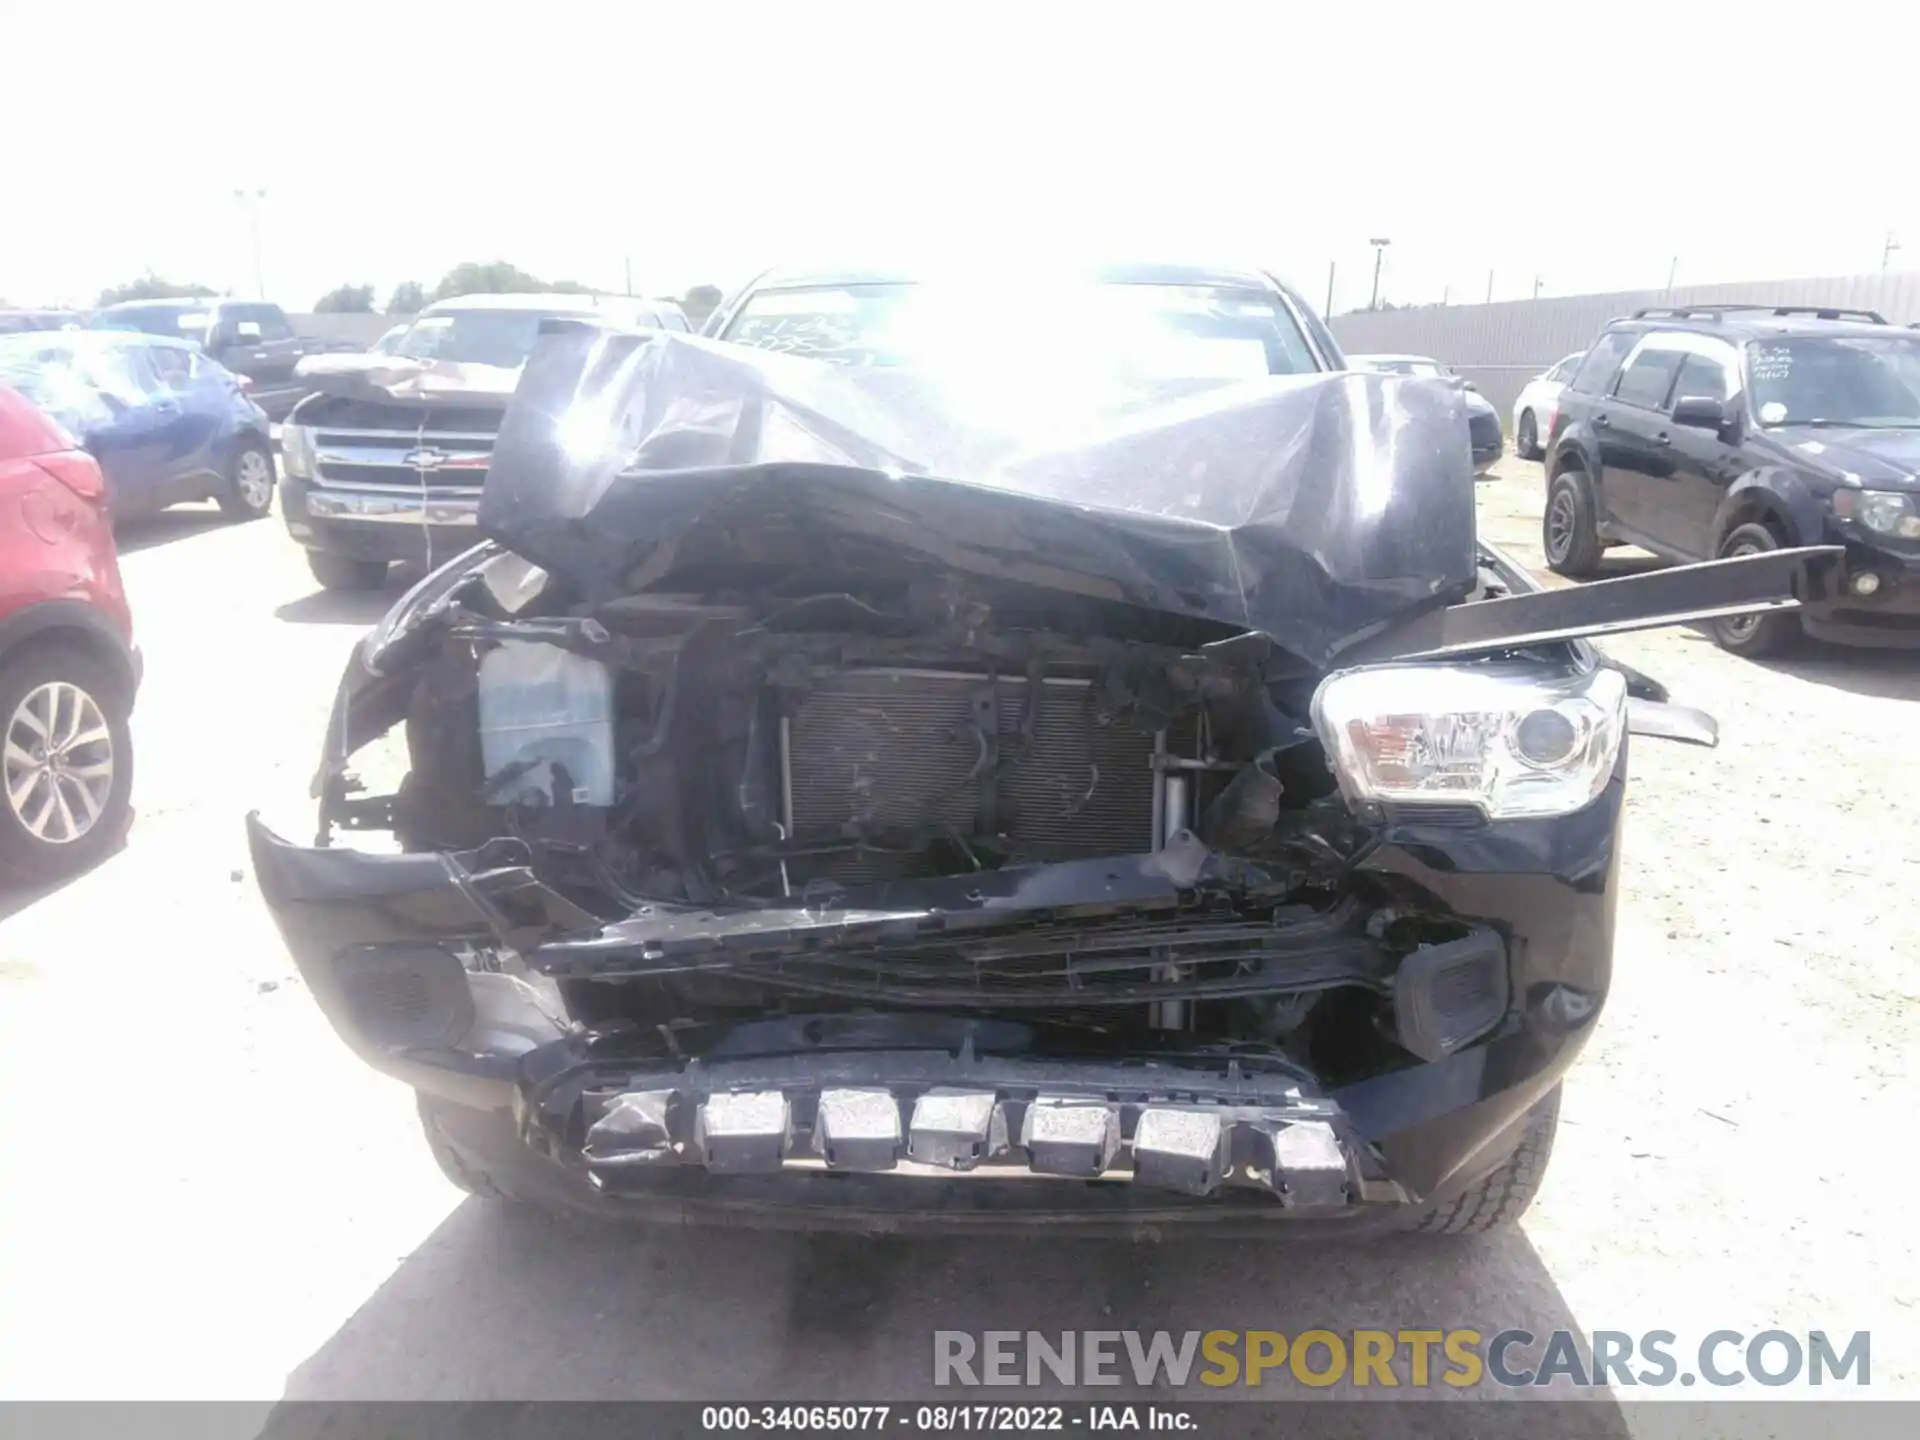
[0,461,1912,1423]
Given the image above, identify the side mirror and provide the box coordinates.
[235,321,263,341]
[1460,379,1478,393]
[1671,395,1727,431]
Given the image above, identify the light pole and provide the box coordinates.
[1885,231,1902,274]
[234,188,267,299]
[1532,274,1544,300]
[1368,238,1391,311]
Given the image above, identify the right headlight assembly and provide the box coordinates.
[1831,488,1920,538]
[1311,663,1628,820]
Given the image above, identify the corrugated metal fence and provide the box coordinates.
[290,312,399,347]
[1328,269,1920,418]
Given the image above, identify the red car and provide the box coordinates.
[0,385,138,879]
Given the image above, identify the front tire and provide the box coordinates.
[1409,1085,1560,1235]
[218,441,275,521]
[1542,467,1603,578]
[1516,409,1540,460]
[0,646,133,883]
[1710,524,1800,657]
[306,549,390,592]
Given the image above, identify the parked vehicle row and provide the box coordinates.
[0,309,83,335]
[1537,304,1920,655]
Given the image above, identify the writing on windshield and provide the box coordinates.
[1748,336,1920,427]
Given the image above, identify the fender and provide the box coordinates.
[1546,426,1612,523]
[0,598,140,702]
[1714,466,1827,549]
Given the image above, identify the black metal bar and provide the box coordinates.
[1346,546,1843,664]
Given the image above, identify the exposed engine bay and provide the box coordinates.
[307,331,1815,1100]
[344,550,1494,1084]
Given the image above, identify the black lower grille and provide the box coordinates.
[1468,411,1501,451]
[785,669,1181,886]
[738,902,1381,1008]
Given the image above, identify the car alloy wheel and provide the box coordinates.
[235,448,274,509]
[1545,488,1578,563]
[3,679,114,845]
[1518,411,1537,457]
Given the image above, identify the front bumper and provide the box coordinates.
[246,754,1622,1231]
[1799,539,1920,647]
[281,474,481,567]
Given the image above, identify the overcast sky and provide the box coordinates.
[6,1,1914,314]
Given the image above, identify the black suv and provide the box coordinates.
[1542,304,1920,655]
[91,299,323,420]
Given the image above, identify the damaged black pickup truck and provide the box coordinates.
[249,293,1831,1237]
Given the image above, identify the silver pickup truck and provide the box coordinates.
[276,292,690,591]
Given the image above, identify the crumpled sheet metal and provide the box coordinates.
[291,351,520,403]
[480,327,1478,667]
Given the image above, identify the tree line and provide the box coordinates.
[83,265,727,329]
[312,263,725,328]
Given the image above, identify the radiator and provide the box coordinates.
[783,668,1171,885]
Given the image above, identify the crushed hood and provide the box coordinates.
[291,351,522,407]
[479,327,1481,667]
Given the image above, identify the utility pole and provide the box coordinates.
[1368,237,1391,311]
[1485,270,1494,304]
[1442,286,1450,307]
[1532,274,1544,300]
[1324,260,1335,317]
[1666,256,1678,292]
[1884,231,1902,273]
[233,188,266,299]
[624,257,634,296]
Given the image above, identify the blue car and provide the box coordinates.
[0,331,275,522]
